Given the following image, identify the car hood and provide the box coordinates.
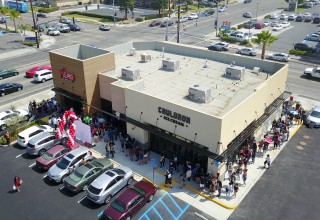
[36,157,52,166]
[64,175,79,186]
[48,164,65,176]
[304,68,314,73]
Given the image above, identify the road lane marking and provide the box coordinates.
[78,196,86,204]
[16,153,25,158]
[43,175,47,179]
[59,186,65,190]
[29,163,36,168]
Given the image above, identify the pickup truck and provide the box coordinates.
[304,67,320,78]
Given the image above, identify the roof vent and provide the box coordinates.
[121,66,140,81]
[162,58,180,71]
[225,65,245,80]
[129,48,136,56]
[141,53,151,62]
[188,85,211,103]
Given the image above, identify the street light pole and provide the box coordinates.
[177,1,181,43]
[215,1,219,37]
[113,0,116,26]
[256,3,260,20]
[29,0,39,49]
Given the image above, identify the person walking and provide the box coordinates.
[164,170,173,188]
[105,143,110,158]
[209,181,216,198]
[233,183,239,198]
[4,131,10,146]
[264,154,272,169]
[226,183,231,198]
[14,176,23,192]
[242,169,248,186]
[217,178,222,197]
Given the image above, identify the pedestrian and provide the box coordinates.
[236,166,242,180]
[186,168,192,182]
[134,146,140,161]
[169,159,174,175]
[159,154,165,168]
[273,134,279,149]
[226,183,231,198]
[264,154,272,169]
[4,131,10,146]
[242,169,248,186]
[110,142,115,158]
[233,183,239,197]
[164,170,173,188]
[105,143,110,158]
[258,138,264,154]
[262,141,268,157]
[199,175,205,192]
[138,150,144,165]
[227,162,233,177]
[217,178,222,197]
[13,176,23,192]
[209,181,216,198]
[179,173,186,189]
[143,149,148,164]
[173,155,178,171]
[120,133,125,152]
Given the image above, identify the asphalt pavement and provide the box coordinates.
[228,125,320,220]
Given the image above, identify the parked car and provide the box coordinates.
[208,42,229,51]
[26,131,65,156]
[243,12,252,18]
[36,145,72,170]
[64,158,113,193]
[47,28,60,36]
[266,53,290,62]
[306,106,320,128]
[270,21,279,27]
[229,33,249,42]
[305,33,320,41]
[47,146,93,183]
[237,47,257,56]
[203,9,215,16]
[244,0,252,3]
[272,24,283,31]
[18,125,52,147]
[86,166,133,204]
[270,13,280,19]
[160,20,174,27]
[0,83,23,97]
[295,16,303,22]
[218,6,227,12]
[33,69,53,83]
[303,13,312,18]
[0,69,19,80]
[188,13,198,20]
[68,23,81,31]
[35,25,44,32]
[0,109,29,130]
[294,42,316,53]
[279,14,288,20]
[101,181,157,220]
[37,12,47,18]
[61,18,72,24]
[255,22,265,29]
[263,20,271,26]
[304,16,313,22]
[304,67,320,78]
[26,65,52,78]
[313,16,320,24]
[99,24,110,31]
[281,21,290,28]
[176,16,188,23]
[148,20,161,27]
[288,14,297,21]
[245,20,257,29]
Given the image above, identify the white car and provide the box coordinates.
[188,13,198,20]
[306,106,320,128]
[47,28,60,36]
[263,20,271,26]
[270,13,279,19]
[266,53,290,62]
[243,12,252,18]
[281,21,290,28]
[279,14,288,20]
[17,125,52,147]
[272,24,283,31]
[288,14,297,20]
[218,6,227,12]
[305,34,320,41]
[0,110,30,131]
[61,18,72,24]
[177,16,188,23]
[270,21,278,27]
[303,13,312,18]
[33,69,53,83]
[237,47,257,56]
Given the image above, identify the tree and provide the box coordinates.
[9,9,21,32]
[251,30,278,60]
[118,0,135,20]
[19,23,30,40]
[0,6,10,31]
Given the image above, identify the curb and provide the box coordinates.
[290,122,303,137]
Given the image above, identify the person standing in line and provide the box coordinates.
[4,131,10,146]
[134,146,140,161]
[216,178,222,197]
[120,133,125,152]
[105,143,110,158]
[242,169,248,186]
[233,183,239,198]
[236,167,242,180]
[159,154,165,168]
[14,176,22,192]
[143,149,148,164]
[262,140,268,158]
[169,159,174,175]
[110,142,115,159]
[209,180,216,198]
[226,183,231,198]
[264,154,272,169]
[138,149,144,165]
[164,170,173,188]
[173,155,178,171]
[199,175,205,192]
[186,168,192,182]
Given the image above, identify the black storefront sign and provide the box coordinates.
[158,107,190,127]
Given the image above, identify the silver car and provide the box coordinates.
[266,53,290,62]
[237,47,257,56]
[306,106,320,128]
[86,165,133,204]
[47,146,93,183]
[26,131,65,156]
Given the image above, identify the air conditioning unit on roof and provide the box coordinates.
[188,85,211,103]
[141,53,151,62]
[122,66,140,81]
[129,48,136,56]
[162,58,180,71]
[225,65,245,80]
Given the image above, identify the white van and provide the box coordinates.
[49,22,70,33]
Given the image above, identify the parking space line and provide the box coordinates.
[167,193,183,212]
[159,200,176,219]
[16,153,25,158]
[43,175,47,179]
[152,207,164,220]
[59,186,64,190]
[176,204,190,219]
[29,162,36,168]
[97,210,104,218]
[77,196,86,204]
[138,193,167,220]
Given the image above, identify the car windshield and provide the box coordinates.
[42,152,53,161]
[56,158,70,169]
[132,186,147,195]
[91,160,103,168]
[69,170,83,182]
[310,110,320,118]
[110,200,126,213]
[28,67,38,71]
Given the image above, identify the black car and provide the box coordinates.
[203,9,215,16]
[160,20,174,27]
[0,83,23,97]
[37,13,47,18]
[68,23,81,31]
[313,17,320,24]
[149,20,161,27]
[295,16,303,22]
[208,43,229,51]
[245,20,257,29]
[294,43,316,53]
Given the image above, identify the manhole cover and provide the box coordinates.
[300,141,307,146]
[303,135,310,139]
[296,146,304,150]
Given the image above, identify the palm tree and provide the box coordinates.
[0,6,10,31]
[19,24,30,41]
[251,30,278,60]
[9,9,21,32]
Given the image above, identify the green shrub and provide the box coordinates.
[22,41,37,47]
[264,15,271,19]
[38,6,60,13]
[221,36,237,43]
[231,27,237,30]
[61,11,79,15]
[61,11,121,22]
[237,23,245,29]
[289,49,308,56]
[135,17,144,22]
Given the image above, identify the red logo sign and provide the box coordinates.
[59,68,75,82]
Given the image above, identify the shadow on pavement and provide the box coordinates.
[79,197,103,210]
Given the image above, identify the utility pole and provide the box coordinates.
[29,0,39,49]
[177,1,181,43]
[215,1,219,37]
[256,3,260,20]
[168,0,171,18]
[113,0,116,26]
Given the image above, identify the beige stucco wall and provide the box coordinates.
[110,83,126,114]
[98,74,117,102]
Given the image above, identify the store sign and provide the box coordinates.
[59,68,76,82]
[158,107,190,127]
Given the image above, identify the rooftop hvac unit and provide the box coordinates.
[121,66,140,81]
[162,58,180,71]
[225,65,245,80]
[188,85,211,103]
[129,48,136,56]
[141,53,151,62]
[252,67,261,74]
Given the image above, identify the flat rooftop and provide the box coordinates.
[104,49,271,118]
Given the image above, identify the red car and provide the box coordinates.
[26,65,52,77]
[102,181,157,220]
[36,142,80,170]
[255,22,265,29]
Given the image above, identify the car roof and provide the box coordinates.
[19,125,43,137]
[313,106,320,112]
[64,146,89,161]
[91,166,129,188]
[47,145,67,154]
[114,187,140,204]
[35,69,52,74]
[28,131,56,144]
[0,110,13,117]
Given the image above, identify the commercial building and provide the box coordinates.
[50,41,289,174]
